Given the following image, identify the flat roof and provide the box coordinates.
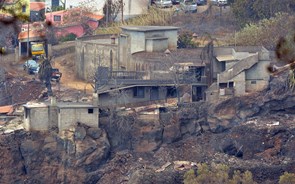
[23,102,47,108]
[57,102,98,109]
[132,48,205,64]
[121,26,179,32]
[23,102,98,109]
[216,55,235,62]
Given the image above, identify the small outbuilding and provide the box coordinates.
[23,100,99,132]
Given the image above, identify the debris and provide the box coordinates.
[155,162,172,172]
[267,121,280,127]
[4,129,14,134]
[245,119,257,125]
[173,161,197,171]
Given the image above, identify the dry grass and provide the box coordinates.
[95,7,175,34]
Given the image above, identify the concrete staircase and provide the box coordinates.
[218,54,259,83]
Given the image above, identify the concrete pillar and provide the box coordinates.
[15,47,19,64]
[92,93,99,106]
[18,41,22,58]
[47,44,52,58]
[50,96,57,106]
[49,96,58,131]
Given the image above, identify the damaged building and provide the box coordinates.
[23,96,99,131]
[206,46,271,102]
[75,26,272,106]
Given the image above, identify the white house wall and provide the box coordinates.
[24,107,49,131]
[128,31,146,54]
[58,108,99,131]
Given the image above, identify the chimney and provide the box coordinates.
[110,35,116,44]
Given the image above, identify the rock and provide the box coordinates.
[128,168,183,184]
[180,120,196,136]
[20,140,41,156]
[132,123,163,152]
[74,126,86,141]
[44,135,56,144]
[163,123,181,144]
[42,142,58,155]
[75,137,97,158]
[87,127,102,139]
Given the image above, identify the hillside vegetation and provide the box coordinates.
[232,13,295,50]
[95,7,175,35]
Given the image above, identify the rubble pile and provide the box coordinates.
[6,75,44,104]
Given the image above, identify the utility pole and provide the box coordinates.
[121,0,123,23]
[106,0,109,27]
[27,19,30,57]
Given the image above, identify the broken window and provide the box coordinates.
[88,108,94,114]
[133,87,145,98]
[167,87,177,98]
[229,82,234,88]
[54,15,61,21]
[251,81,257,84]
[219,83,227,89]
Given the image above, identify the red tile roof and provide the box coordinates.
[30,2,45,11]
[0,105,14,115]
[84,13,104,21]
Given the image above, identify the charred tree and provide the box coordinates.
[38,57,53,96]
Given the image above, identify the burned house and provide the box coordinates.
[95,49,209,107]
[76,26,210,106]
[75,26,179,80]
[76,26,271,106]
[206,46,271,102]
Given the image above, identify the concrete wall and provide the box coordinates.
[58,107,99,131]
[214,48,233,56]
[245,60,270,92]
[144,30,178,50]
[245,60,270,81]
[124,31,146,54]
[24,107,49,131]
[146,38,168,52]
[76,35,118,80]
[121,28,178,54]
[225,60,236,70]
[212,58,224,80]
[245,80,269,93]
[205,90,219,102]
[99,86,174,107]
[233,71,246,96]
[119,34,131,70]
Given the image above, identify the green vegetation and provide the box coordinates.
[279,172,295,184]
[59,33,77,42]
[183,163,256,184]
[231,0,295,26]
[231,13,295,50]
[96,7,174,35]
[177,30,199,48]
[184,163,295,184]
[51,6,65,12]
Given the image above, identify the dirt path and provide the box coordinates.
[52,53,93,94]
